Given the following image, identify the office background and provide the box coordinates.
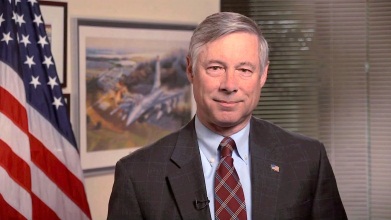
[58,0,390,219]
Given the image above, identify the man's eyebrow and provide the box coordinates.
[235,62,256,70]
[205,59,227,66]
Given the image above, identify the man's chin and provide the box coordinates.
[213,116,249,130]
[215,120,239,128]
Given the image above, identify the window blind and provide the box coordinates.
[315,2,369,218]
[221,0,391,219]
[368,1,391,218]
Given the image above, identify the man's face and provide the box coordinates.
[187,32,268,135]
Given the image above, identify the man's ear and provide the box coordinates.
[186,56,194,83]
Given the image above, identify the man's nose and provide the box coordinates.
[220,71,238,93]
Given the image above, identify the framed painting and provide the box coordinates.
[40,0,68,88]
[77,19,195,171]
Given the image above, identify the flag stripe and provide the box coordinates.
[30,134,91,216]
[0,139,32,191]
[0,194,27,220]
[31,164,89,220]
[0,61,26,105]
[0,167,32,219]
[28,105,84,179]
[31,193,60,220]
[0,86,28,130]
[0,111,31,166]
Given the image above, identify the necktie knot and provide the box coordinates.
[220,137,236,158]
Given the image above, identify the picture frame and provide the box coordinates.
[40,0,68,88]
[63,93,70,119]
[77,19,195,171]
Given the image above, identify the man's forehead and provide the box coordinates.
[199,47,260,68]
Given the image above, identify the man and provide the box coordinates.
[107,12,347,220]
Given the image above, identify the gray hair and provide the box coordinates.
[188,12,269,73]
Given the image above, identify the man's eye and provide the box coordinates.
[206,66,224,76]
[209,66,222,70]
[239,68,250,72]
[238,68,253,76]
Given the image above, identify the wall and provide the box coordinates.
[59,0,220,219]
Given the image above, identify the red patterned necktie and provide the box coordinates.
[214,137,247,220]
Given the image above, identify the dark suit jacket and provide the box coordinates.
[107,117,347,220]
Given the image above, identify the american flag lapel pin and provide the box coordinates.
[271,164,280,173]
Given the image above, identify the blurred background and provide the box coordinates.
[59,0,390,219]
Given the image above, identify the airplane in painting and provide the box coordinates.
[109,56,189,127]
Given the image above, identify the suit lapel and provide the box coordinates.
[250,117,282,219]
[167,119,212,220]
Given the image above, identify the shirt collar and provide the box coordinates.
[195,116,250,166]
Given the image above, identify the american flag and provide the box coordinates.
[0,0,91,219]
[271,164,280,173]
